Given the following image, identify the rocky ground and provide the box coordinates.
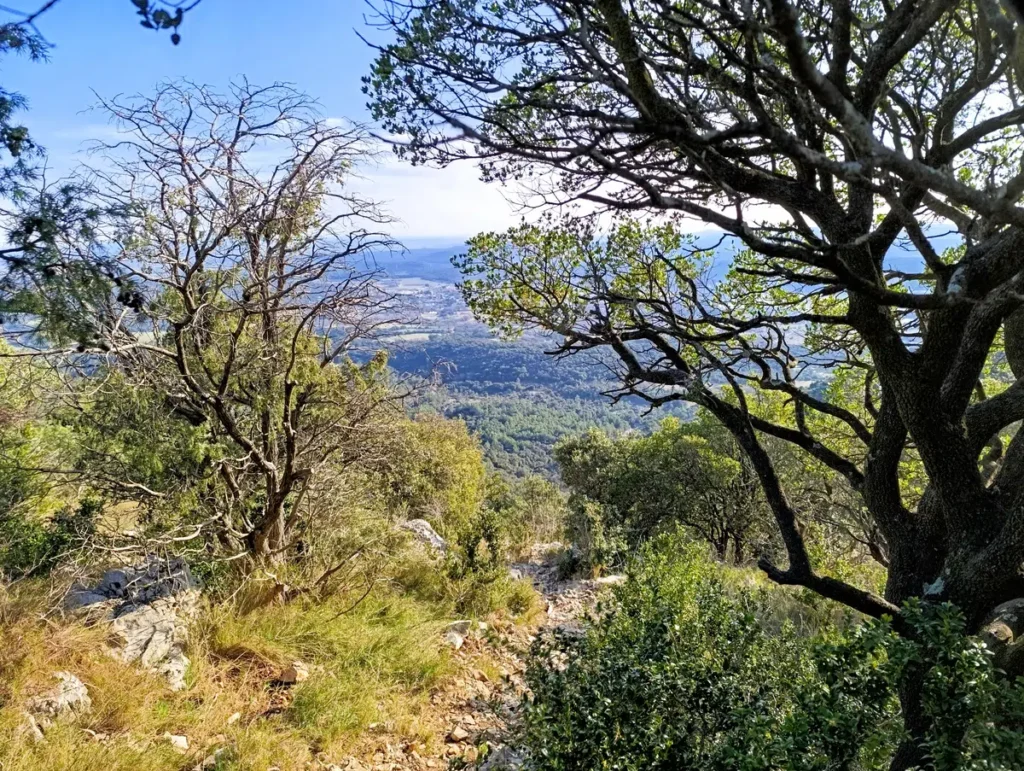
[334,546,620,771]
[18,547,617,771]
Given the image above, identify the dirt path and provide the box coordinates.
[335,546,619,771]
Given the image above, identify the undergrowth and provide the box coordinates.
[0,540,541,771]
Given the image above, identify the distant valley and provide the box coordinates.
[371,246,687,477]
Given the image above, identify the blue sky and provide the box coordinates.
[2,0,521,245]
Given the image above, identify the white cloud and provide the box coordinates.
[349,158,525,241]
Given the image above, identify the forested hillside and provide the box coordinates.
[4,2,1024,771]
[392,335,691,476]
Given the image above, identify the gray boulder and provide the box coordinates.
[109,593,197,691]
[67,556,195,608]
[66,556,198,691]
[400,519,447,554]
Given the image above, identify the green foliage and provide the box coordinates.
[445,393,660,478]
[523,537,842,770]
[560,497,624,578]
[885,601,1024,770]
[523,535,1024,770]
[0,20,46,193]
[130,0,197,45]
[65,370,211,518]
[393,335,626,401]
[0,497,99,578]
[0,349,84,577]
[480,474,566,559]
[457,221,705,342]
[384,452,552,618]
[377,413,487,535]
[0,19,119,346]
[555,417,769,571]
[396,338,691,478]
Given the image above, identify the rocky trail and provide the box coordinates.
[20,548,617,771]
[335,547,621,771]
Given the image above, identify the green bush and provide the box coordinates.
[522,534,1024,770]
[561,496,627,576]
[0,497,99,577]
[553,419,770,573]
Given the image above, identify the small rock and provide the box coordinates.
[443,631,465,650]
[446,620,472,636]
[448,725,470,743]
[226,711,241,725]
[278,661,309,684]
[25,672,91,727]
[481,745,526,770]
[64,590,111,610]
[163,732,189,752]
[192,746,231,770]
[594,574,627,586]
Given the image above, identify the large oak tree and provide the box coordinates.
[367,1,1024,764]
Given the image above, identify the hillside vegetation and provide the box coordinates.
[5,1,1024,769]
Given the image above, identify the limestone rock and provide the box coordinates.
[25,672,91,728]
[66,556,198,691]
[333,759,366,771]
[278,661,309,685]
[19,712,44,742]
[67,556,196,609]
[109,592,197,691]
[448,725,470,743]
[443,631,465,650]
[399,519,447,554]
[64,590,110,610]
[192,746,231,770]
[163,732,189,752]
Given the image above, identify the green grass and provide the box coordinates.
[208,588,452,750]
[0,548,542,770]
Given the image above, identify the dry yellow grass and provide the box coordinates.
[0,578,465,770]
